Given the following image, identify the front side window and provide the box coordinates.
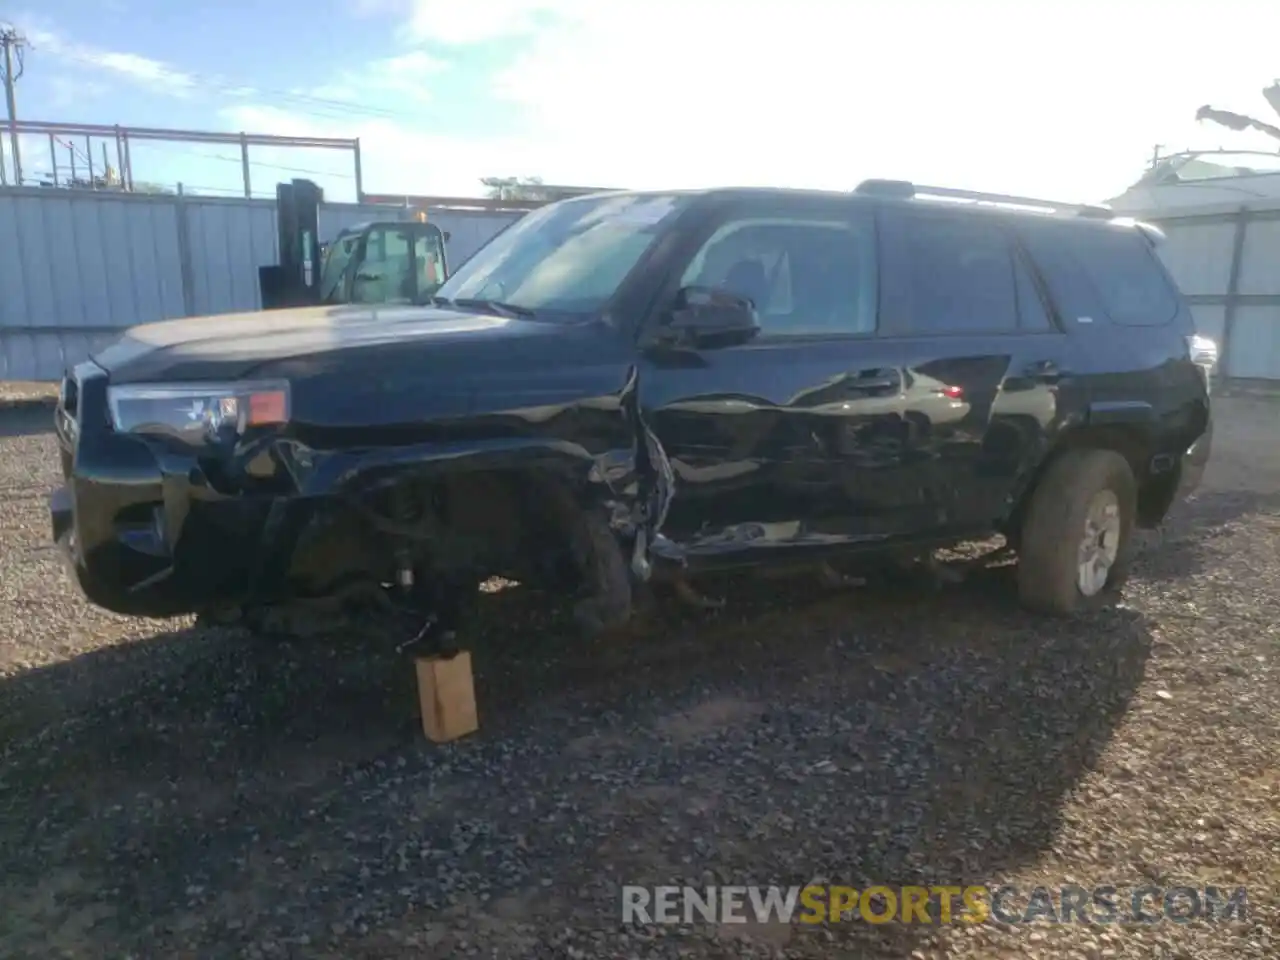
[679,214,877,336]
[435,193,689,315]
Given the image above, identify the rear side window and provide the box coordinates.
[882,213,1019,334]
[1056,226,1180,327]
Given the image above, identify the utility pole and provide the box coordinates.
[0,25,27,186]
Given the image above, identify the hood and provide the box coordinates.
[93,303,567,384]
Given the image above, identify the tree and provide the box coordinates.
[1195,81,1280,146]
[481,175,549,201]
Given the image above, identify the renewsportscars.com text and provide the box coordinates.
[621,884,1250,926]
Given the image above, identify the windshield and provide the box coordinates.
[434,193,689,315]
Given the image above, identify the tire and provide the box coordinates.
[1016,449,1137,615]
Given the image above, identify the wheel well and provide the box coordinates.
[394,468,595,585]
[284,468,603,597]
[1006,425,1166,543]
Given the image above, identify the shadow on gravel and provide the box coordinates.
[0,570,1154,959]
[1135,488,1280,583]
[0,405,54,439]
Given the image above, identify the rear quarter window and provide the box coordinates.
[1056,225,1181,327]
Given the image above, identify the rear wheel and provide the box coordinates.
[1016,449,1136,615]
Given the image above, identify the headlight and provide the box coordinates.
[106,381,290,443]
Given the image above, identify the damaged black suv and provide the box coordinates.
[49,179,1214,635]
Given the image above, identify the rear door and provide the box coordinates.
[1014,217,1211,495]
[875,206,1082,530]
[1015,217,1206,411]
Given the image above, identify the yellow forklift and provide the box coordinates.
[258,178,450,309]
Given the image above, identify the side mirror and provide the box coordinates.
[663,286,761,348]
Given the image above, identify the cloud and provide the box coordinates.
[344,0,564,45]
[478,0,1280,202]
[402,0,566,45]
[219,103,545,200]
[308,51,449,106]
[89,51,196,89]
[46,74,111,110]
[24,0,1280,207]
[28,20,443,122]
[26,26,198,92]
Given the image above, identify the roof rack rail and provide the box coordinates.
[854,179,1114,219]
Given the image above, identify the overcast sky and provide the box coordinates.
[7,0,1280,201]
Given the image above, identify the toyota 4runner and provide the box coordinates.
[49,179,1214,635]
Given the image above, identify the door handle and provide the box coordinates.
[1023,359,1065,380]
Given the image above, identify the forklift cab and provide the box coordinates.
[259,179,451,309]
[317,220,449,305]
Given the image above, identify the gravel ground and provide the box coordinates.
[0,381,57,408]
[0,398,1277,960]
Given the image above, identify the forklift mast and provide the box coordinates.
[258,177,452,311]
[259,178,325,310]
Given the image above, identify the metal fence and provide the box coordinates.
[0,186,523,381]
[1148,201,1280,382]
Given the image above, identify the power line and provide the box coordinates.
[14,29,388,194]
[54,135,90,166]
[34,137,355,195]
[5,118,364,197]
[114,141,355,197]
[154,143,355,180]
[55,50,423,124]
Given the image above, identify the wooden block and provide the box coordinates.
[415,650,479,743]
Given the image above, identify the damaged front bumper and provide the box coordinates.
[48,362,654,620]
[49,363,301,617]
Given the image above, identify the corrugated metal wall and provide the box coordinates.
[0,187,524,381]
[1151,202,1280,381]
[185,199,280,317]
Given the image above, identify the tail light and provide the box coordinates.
[1186,335,1218,393]
[1186,334,1218,367]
